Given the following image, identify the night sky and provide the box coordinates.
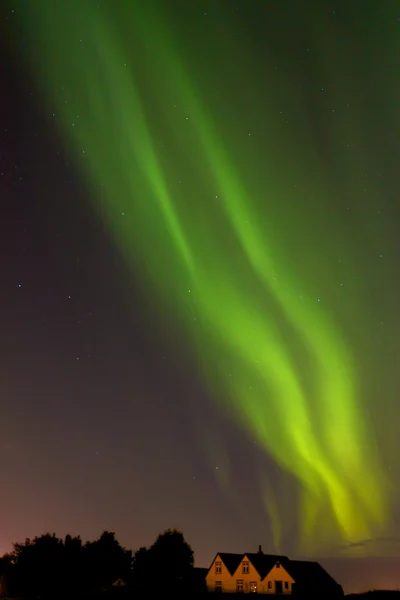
[2,0,400,593]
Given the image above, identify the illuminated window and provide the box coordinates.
[215,561,222,574]
[268,581,272,589]
[236,579,244,592]
[215,581,222,593]
[250,581,258,593]
[284,581,289,589]
[242,561,249,574]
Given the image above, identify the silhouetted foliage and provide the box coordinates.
[3,531,131,598]
[150,528,194,581]
[84,531,132,590]
[0,528,197,598]
[132,528,194,593]
[0,554,16,596]
[131,546,151,583]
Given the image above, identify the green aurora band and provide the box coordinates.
[21,1,392,554]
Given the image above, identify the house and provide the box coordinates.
[205,545,343,595]
[112,578,126,587]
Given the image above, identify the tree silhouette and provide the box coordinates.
[4,531,131,597]
[131,546,151,583]
[0,554,15,596]
[1,528,195,597]
[62,534,84,593]
[84,531,132,590]
[9,534,64,597]
[132,529,194,592]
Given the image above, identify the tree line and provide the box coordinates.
[0,528,198,598]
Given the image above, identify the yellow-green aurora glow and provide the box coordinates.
[21,1,392,554]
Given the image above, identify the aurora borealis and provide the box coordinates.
[2,0,400,592]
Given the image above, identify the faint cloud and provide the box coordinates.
[339,537,400,552]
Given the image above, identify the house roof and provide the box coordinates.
[245,553,290,580]
[286,560,343,593]
[216,553,243,575]
[210,552,289,579]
